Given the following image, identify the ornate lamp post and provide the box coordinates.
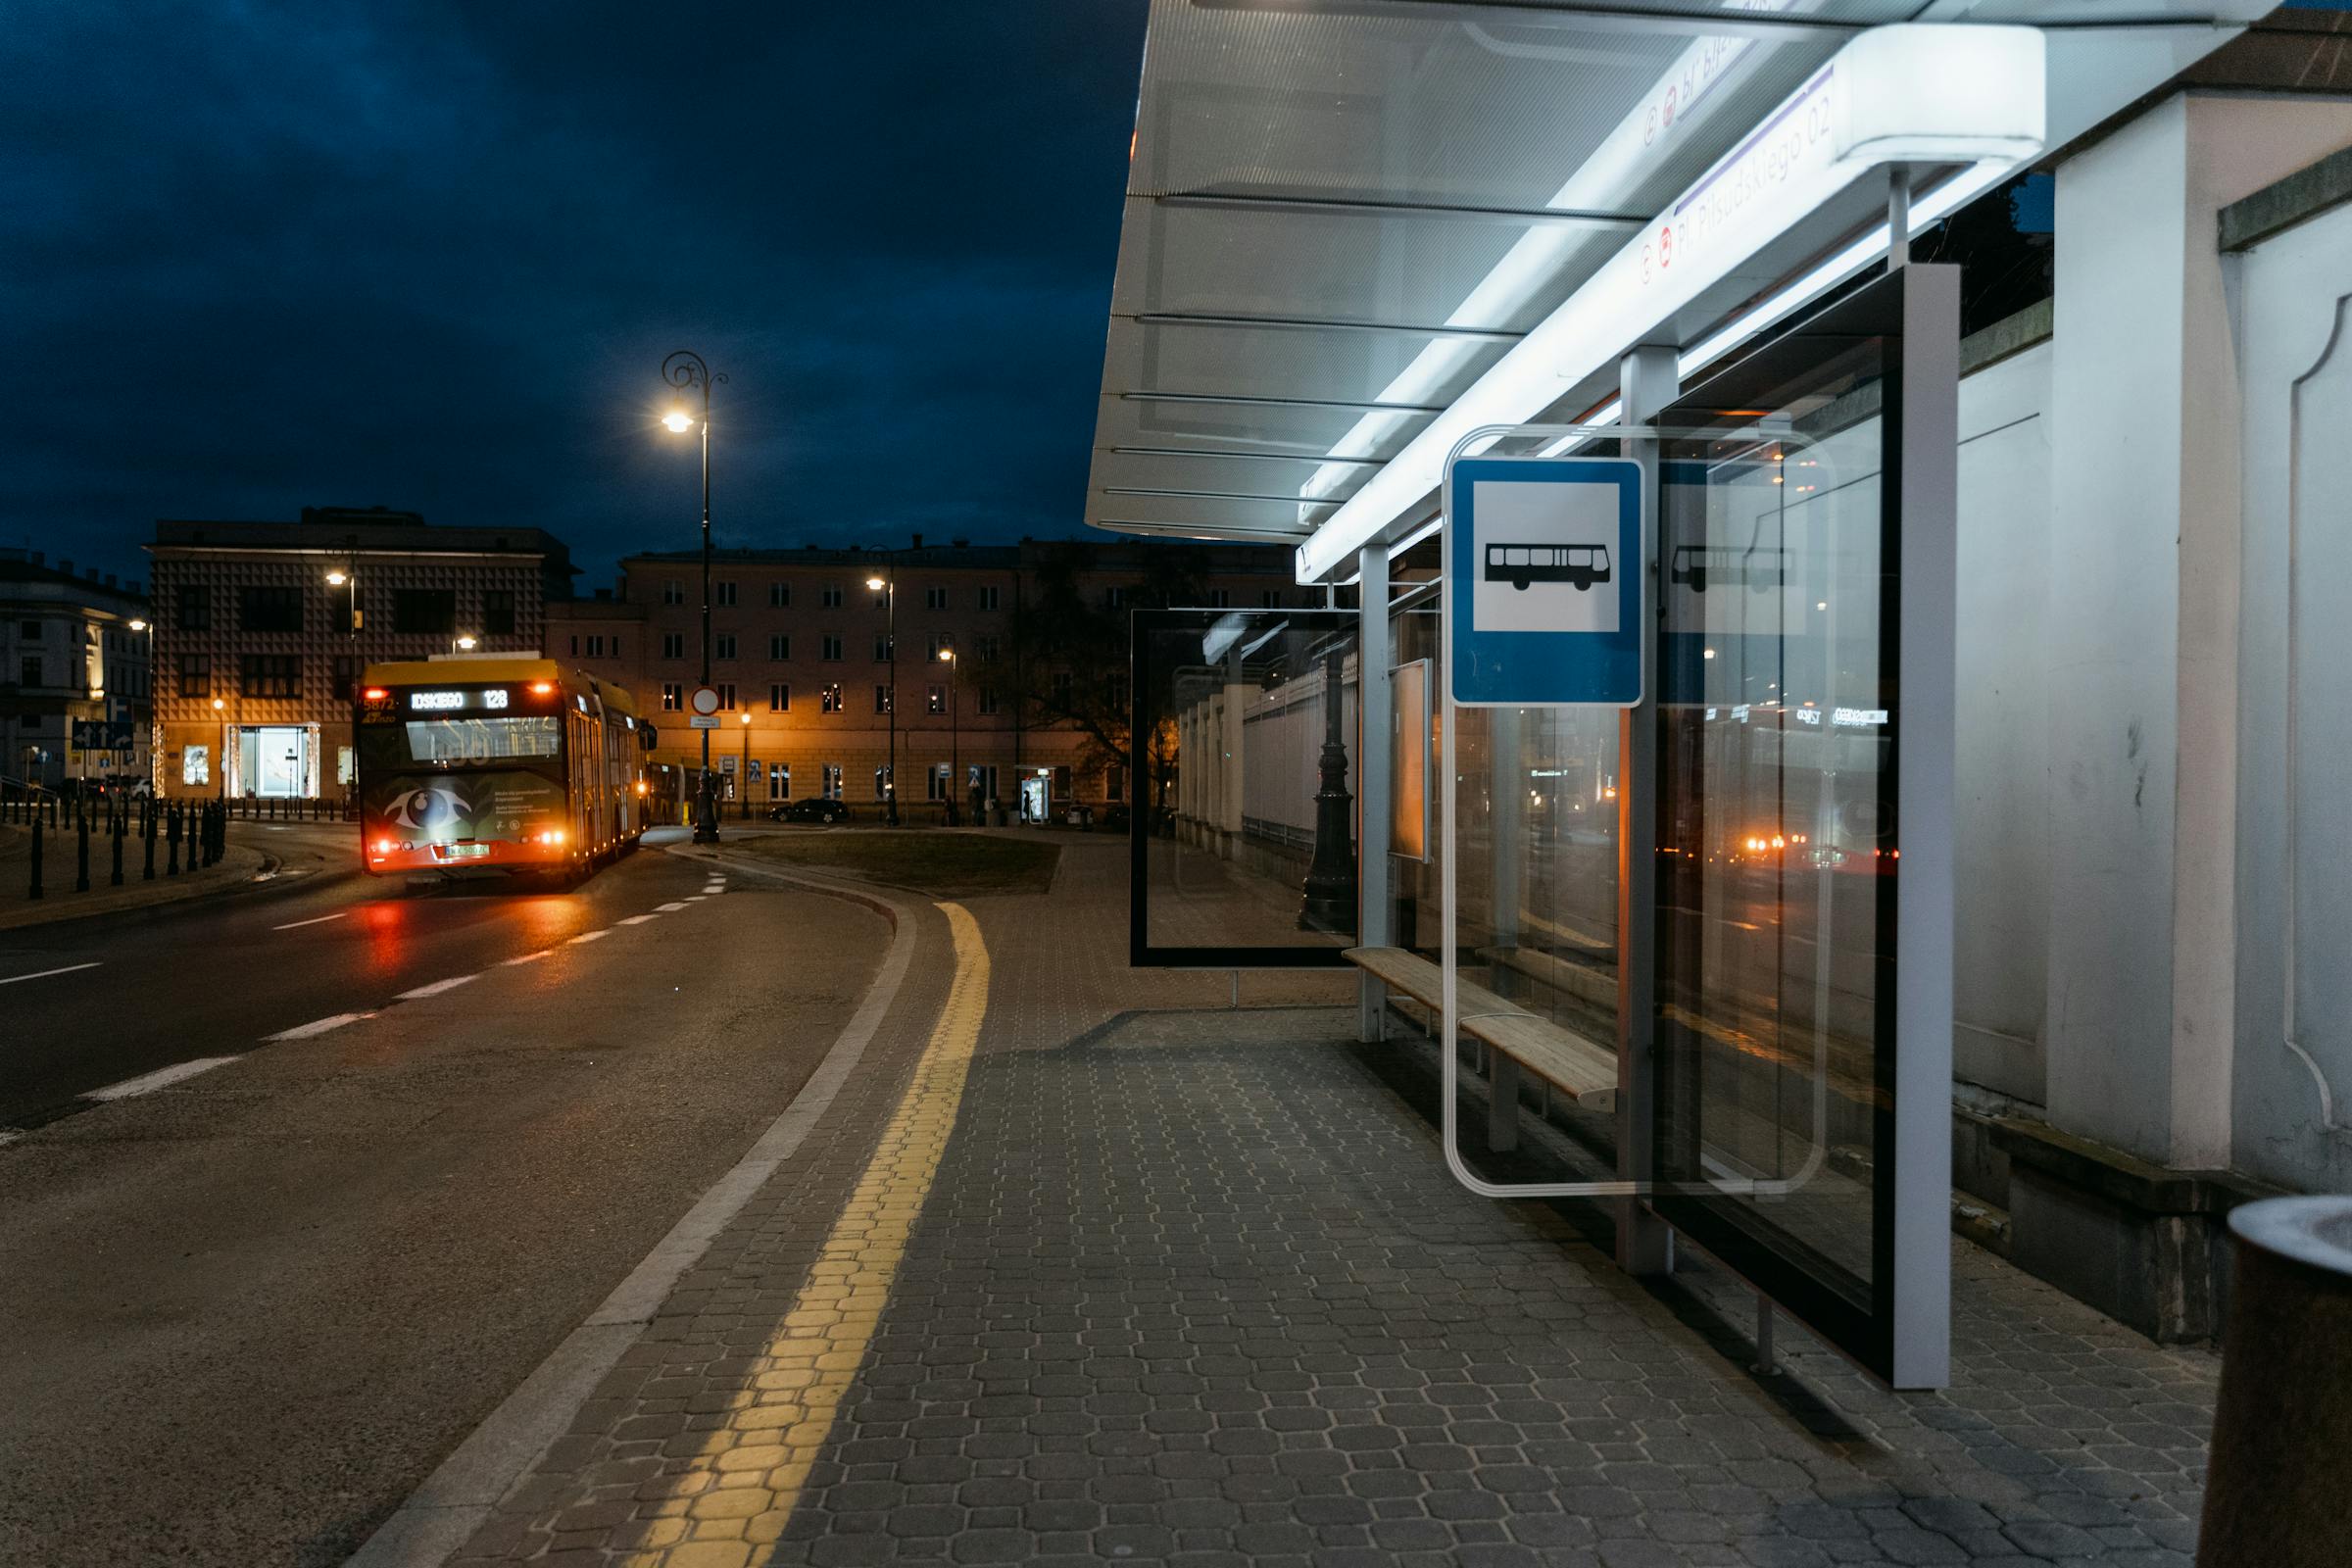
[865,561,899,826]
[1298,646,1357,934]
[942,646,958,825]
[662,349,726,845]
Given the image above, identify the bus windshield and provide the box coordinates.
[393,714,562,764]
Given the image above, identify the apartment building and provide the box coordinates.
[0,548,152,790]
[550,536,1296,820]
[147,507,574,799]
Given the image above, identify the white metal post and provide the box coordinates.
[1357,542,1394,1042]
[1617,344,1679,1278]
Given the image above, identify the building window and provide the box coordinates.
[1053,670,1073,705]
[1204,588,1231,609]
[586,635,606,657]
[978,687,1000,715]
[239,653,301,699]
[926,684,947,714]
[872,632,892,662]
[568,635,578,656]
[393,588,457,635]
[662,683,683,710]
[768,582,790,608]
[176,654,210,698]
[1260,589,1283,608]
[21,655,43,687]
[926,633,950,661]
[177,585,211,631]
[767,763,790,800]
[821,583,844,609]
[873,684,892,714]
[716,580,737,607]
[976,634,1001,663]
[716,633,737,661]
[870,585,889,610]
[924,586,948,611]
[821,633,843,662]
[822,763,843,800]
[662,579,684,606]
[662,632,685,660]
[18,619,39,640]
[768,634,790,661]
[331,655,359,702]
[977,586,1000,611]
[927,763,951,801]
[482,588,516,635]
[872,764,893,801]
[239,585,305,633]
[716,682,737,710]
[1106,764,1125,802]
[820,683,843,713]
[769,682,790,711]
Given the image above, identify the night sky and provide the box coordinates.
[1,2,1150,591]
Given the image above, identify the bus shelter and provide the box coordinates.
[1092,1,2279,1392]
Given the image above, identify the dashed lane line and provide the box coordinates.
[503,951,552,966]
[83,1056,242,1101]
[273,911,350,930]
[567,929,609,944]
[615,913,659,925]
[656,902,690,911]
[396,974,478,1001]
[263,1012,373,1042]
[0,961,102,987]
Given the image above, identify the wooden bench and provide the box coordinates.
[1346,946,1618,1151]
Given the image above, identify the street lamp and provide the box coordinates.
[210,695,227,801]
[740,710,751,821]
[942,646,959,826]
[662,348,727,845]
[452,634,477,654]
[866,565,898,826]
[126,617,154,789]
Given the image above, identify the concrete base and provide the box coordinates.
[1993,1117,2276,1343]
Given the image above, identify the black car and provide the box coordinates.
[768,797,851,824]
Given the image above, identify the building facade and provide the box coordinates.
[549,537,1297,821]
[147,507,573,800]
[0,549,151,791]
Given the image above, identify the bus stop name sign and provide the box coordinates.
[1447,455,1644,707]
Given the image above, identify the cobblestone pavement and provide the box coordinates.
[443,842,2217,1567]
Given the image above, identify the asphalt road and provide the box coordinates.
[0,828,891,1566]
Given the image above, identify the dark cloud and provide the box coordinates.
[0,0,1148,585]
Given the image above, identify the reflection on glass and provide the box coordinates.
[401,715,562,763]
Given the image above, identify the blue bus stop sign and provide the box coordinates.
[1446,455,1645,707]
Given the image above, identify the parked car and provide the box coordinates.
[769,797,852,824]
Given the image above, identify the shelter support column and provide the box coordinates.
[1617,344,1677,1278]
[1357,543,1393,1042]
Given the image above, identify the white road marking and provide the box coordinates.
[0,961,101,987]
[568,929,609,944]
[84,1056,241,1101]
[272,910,350,931]
[504,950,552,966]
[656,902,689,912]
[396,974,478,1001]
[616,913,659,925]
[684,895,708,902]
[264,1012,370,1042]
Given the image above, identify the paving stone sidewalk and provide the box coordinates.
[445,842,2217,1568]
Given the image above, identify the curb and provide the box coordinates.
[344,851,933,1568]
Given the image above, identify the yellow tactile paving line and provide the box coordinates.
[623,901,989,1568]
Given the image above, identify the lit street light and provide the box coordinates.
[452,634,478,654]
[662,348,727,845]
[942,645,958,826]
[866,566,898,826]
[740,710,751,820]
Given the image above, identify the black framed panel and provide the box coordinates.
[1645,266,1958,1388]
[1129,608,1362,968]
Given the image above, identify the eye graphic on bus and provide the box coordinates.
[1483,542,1612,592]
[1669,545,1788,595]
[388,785,467,831]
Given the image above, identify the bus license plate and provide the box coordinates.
[436,843,490,860]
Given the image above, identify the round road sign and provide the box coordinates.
[689,685,720,716]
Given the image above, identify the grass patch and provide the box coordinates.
[736,830,1060,897]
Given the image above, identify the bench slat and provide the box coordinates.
[1346,946,1617,1107]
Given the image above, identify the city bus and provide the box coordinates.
[356,657,655,877]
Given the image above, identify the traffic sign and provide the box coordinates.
[689,685,720,716]
[687,713,721,730]
[1446,454,1644,707]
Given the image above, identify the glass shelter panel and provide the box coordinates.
[1131,610,1360,966]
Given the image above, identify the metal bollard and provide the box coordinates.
[110,804,124,886]
[167,806,180,877]
[75,805,90,893]
[142,798,156,880]
[26,809,42,900]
